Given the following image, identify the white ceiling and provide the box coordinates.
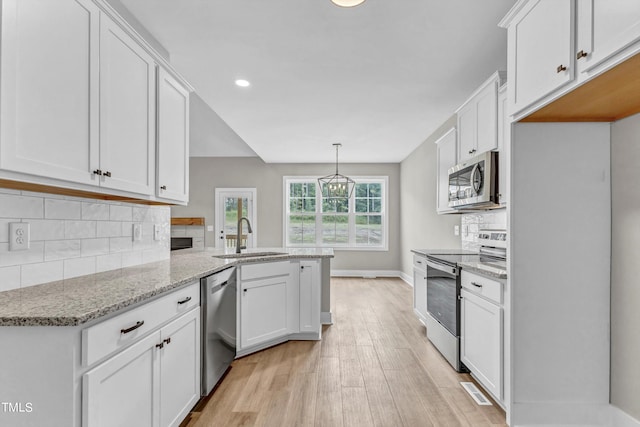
[120,0,514,163]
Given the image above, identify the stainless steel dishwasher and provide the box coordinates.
[201,266,236,396]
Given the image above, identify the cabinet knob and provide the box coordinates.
[163,337,171,345]
[576,50,588,60]
[156,342,164,349]
[160,185,167,190]
[104,171,112,178]
[93,169,103,176]
[301,266,305,270]
[556,64,567,73]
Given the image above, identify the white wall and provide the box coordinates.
[611,113,640,420]
[399,115,461,279]
[0,189,169,291]
[171,157,401,272]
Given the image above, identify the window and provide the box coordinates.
[284,177,388,250]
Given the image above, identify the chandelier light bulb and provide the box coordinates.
[331,0,366,7]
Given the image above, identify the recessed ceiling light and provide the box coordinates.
[235,79,250,87]
[331,0,366,7]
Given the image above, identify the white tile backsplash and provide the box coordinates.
[461,209,507,251]
[0,190,170,291]
[45,199,82,220]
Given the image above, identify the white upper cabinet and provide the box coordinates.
[435,128,457,214]
[0,0,192,203]
[505,0,575,116]
[456,72,505,163]
[576,0,640,73]
[0,0,100,185]
[157,68,190,204]
[99,15,156,196]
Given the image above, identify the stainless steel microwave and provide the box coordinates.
[447,151,499,210]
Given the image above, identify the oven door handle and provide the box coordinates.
[425,259,458,275]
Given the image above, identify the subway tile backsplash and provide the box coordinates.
[0,189,170,291]
[461,209,507,251]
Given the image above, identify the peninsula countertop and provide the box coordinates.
[0,247,334,327]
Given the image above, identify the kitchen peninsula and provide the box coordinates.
[0,247,333,427]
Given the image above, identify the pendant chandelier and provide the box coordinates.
[331,0,366,7]
[318,143,355,199]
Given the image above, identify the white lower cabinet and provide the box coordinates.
[460,271,503,402]
[412,254,428,324]
[83,301,200,427]
[299,260,320,334]
[237,259,322,355]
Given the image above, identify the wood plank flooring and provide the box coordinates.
[183,277,507,427]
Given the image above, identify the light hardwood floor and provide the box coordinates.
[183,277,507,427]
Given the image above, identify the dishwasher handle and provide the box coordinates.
[210,280,228,294]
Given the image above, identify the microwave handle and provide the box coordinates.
[471,163,482,193]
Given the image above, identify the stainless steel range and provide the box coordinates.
[424,230,506,372]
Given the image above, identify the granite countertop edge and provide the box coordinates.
[458,262,508,280]
[0,248,333,327]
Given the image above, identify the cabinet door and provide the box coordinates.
[460,290,503,401]
[457,102,477,163]
[577,0,640,72]
[0,0,99,185]
[299,260,320,333]
[475,81,499,154]
[412,267,427,323]
[240,275,289,349]
[511,0,574,114]
[99,14,156,195]
[436,128,457,213]
[160,308,200,427]
[157,67,190,203]
[497,86,510,206]
[83,331,160,427]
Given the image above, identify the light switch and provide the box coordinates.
[454,225,460,236]
[9,222,30,251]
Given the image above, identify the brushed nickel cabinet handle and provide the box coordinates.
[557,64,567,73]
[576,50,588,60]
[120,320,144,334]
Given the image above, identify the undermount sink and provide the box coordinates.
[214,251,287,259]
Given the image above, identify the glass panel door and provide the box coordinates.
[215,189,256,250]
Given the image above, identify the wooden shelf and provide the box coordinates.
[171,217,205,226]
[522,52,640,122]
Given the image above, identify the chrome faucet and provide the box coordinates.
[236,217,253,253]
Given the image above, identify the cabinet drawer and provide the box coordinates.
[82,281,199,366]
[413,254,427,270]
[461,271,502,304]
[241,260,290,281]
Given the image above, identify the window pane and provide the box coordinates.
[288,214,316,245]
[303,198,316,212]
[355,183,368,197]
[290,183,302,197]
[355,198,368,213]
[369,183,381,197]
[322,215,349,244]
[323,197,348,213]
[355,215,382,245]
[305,183,316,197]
[369,198,381,213]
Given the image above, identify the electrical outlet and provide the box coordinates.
[132,223,142,242]
[154,224,161,241]
[454,225,460,236]
[9,222,30,251]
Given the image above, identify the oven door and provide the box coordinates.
[426,258,459,336]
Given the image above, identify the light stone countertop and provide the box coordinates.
[0,247,334,327]
[458,261,507,280]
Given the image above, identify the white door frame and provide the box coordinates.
[214,188,258,249]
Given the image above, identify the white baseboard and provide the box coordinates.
[511,403,640,427]
[321,311,333,325]
[399,271,412,286]
[611,405,640,427]
[330,269,403,278]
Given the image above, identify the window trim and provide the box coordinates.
[282,176,389,251]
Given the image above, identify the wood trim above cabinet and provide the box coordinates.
[171,217,205,226]
[521,52,640,122]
